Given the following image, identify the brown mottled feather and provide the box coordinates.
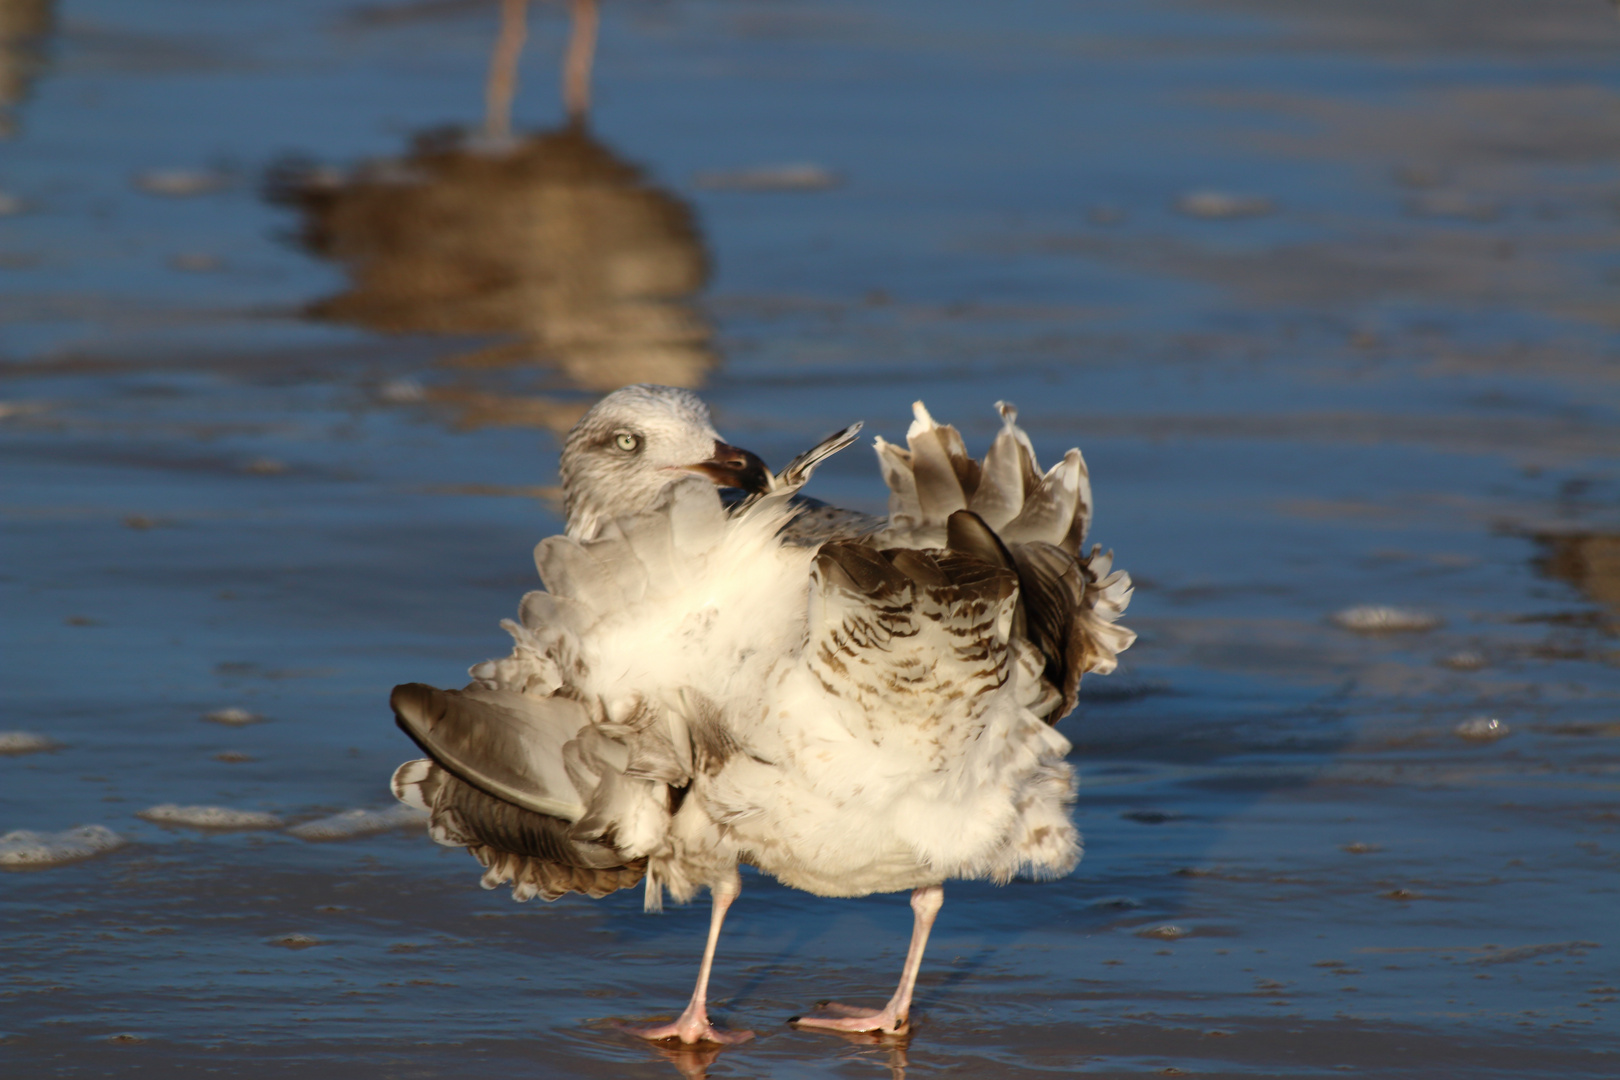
[872,403,1134,721]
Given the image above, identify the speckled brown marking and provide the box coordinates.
[818,642,850,677]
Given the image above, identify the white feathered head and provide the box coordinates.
[559,384,769,539]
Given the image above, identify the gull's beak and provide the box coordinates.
[687,440,772,494]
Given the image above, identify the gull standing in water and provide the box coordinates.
[390,384,1134,1043]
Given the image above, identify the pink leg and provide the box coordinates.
[563,0,598,122]
[621,871,753,1045]
[792,884,944,1035]
[483,0,528,142]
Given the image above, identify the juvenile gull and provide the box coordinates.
[390,389,1133,1043]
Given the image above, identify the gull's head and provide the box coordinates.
[560,384,770,539]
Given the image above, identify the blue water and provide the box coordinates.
[3,0,1618,1076]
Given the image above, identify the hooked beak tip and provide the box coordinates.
[688,440,772,494]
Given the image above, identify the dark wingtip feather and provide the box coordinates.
[946,509,1016,572]
[816,540,909,597]
[1007,543,1088,722]
[392,682,446,750]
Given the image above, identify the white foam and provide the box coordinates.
[1455,716,1511,742]
[288,804,428,842]
[694,163,840,191]
[378,377,426,403]
[269,933,321,950]
[135,168,230,197]
[1330,605,1443,633]
[137,804,283,830]
[0,825,125,867]
[204,707,262,726]
[1176,190,1275,219]
[0,731,58,755]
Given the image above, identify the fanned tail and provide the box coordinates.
[877,401,1091,552]
[873,401,1133,720]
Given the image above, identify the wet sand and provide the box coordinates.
[2,0,1618,1076]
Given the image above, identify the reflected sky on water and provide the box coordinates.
[1,0,1617,1076]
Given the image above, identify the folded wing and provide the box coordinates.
[391,684,650,901]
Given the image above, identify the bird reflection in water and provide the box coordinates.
[0,0,54,139]
[1534,529,1620,636]
[643,1026,912,1080]
[270,0,714,432]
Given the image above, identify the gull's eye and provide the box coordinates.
[614,432,642,453]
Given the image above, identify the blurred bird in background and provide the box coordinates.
[267,0,714,432]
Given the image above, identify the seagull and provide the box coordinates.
[390,385,1134,1044]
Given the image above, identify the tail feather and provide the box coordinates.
[875,436,922,535]
[906,401,980,523]
[874,401,1134,721]
[1076,545,1136,677]
[1000,449,1091,552]
[1005,540,1088,720]
[876,400,1094,553]
[967,402,1035,529]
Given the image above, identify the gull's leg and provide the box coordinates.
[483,0,529,142]
[563,0,599,122]
[622,870,753,1045]
[792,884,944,1035]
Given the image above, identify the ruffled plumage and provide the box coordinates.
[391,398,1132,913]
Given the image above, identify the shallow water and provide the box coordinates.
[3,0,1618,1075]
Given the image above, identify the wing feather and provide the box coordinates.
[391,683,590,821]
[967,402,1031,529]
[809,540,1017,725]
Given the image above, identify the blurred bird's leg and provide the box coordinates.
[484,0,529,142]
[564,0,599,122]
[792,884,944,1035]
[622,870,754,1045]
